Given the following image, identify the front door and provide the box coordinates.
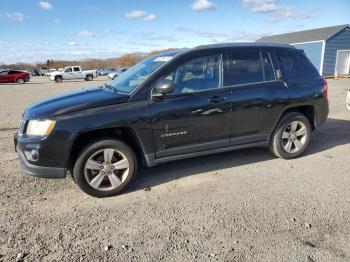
[63,67,74,79]
[149,52,231,158]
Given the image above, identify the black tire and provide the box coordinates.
[73,138,137,198]
[85,75,93,81]
[16,78,25,84]
[55,76,62,83]
[269,112,312,159]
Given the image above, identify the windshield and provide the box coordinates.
[107,53,175,94]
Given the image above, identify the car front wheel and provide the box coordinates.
[73,139,137,197]
[270,112,311,159]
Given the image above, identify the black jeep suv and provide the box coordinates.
[15,43,329,197]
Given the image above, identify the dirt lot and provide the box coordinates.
[0,77,350,261]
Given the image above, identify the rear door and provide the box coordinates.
[224,48,290,145]
[73,66,83,78]
[149,51,232,158]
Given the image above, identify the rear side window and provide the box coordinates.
[224,51,263,86]
[276,52,295,79]
[73,67,80,72]
[293,54,321,80]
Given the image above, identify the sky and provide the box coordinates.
[0,0,349,64]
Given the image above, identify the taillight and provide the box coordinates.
[323,79,328,98]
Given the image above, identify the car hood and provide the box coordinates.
[24,86,129,119]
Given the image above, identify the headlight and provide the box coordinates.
[26,120,56,136]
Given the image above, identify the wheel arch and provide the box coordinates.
[67,127,146,171]
[271,105,316,138]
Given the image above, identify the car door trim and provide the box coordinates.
[145,140,269,167]
[156,138,228,158]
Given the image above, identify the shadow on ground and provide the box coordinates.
[126,118,350,193]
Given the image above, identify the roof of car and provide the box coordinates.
[159,43,295,58]
[193,42,294,50]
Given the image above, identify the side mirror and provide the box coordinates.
[152,79,174,98]
[276,69,283,80]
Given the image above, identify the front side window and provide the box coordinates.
[65,68,72,73]
[161,54,222,94]
[0,71,8,75]
[224,51,264,86]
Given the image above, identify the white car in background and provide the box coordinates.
[108,67,129,80]
[346,89,350,111]
[49,66,97,83]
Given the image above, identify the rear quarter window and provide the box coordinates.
[292,53,321,80]
[276,51,321,81]
[276,52,295,79]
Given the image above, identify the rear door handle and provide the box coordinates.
[208,96,226,103]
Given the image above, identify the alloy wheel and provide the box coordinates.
[281,120,308,154]
[84,148,130,191]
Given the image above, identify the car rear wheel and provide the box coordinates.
[73,139,137,197]
[55,76,62,83]
[16,78,25,84]
[270,112,311,159]
[85,75,93,81]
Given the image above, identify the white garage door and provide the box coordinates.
[336,50,350,75]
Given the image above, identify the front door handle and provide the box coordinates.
[208,96,226,103]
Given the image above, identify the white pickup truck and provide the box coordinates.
[49,66,97,83]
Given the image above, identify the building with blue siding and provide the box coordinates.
[257,25,350,77]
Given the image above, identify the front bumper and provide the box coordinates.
[15,133,66,179]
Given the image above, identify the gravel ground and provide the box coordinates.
[0,77,350,261]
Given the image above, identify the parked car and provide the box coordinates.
[39,67,49,76]
[97,68,107,76]
[49,66,97,83]
[99,68,117,76]
[0,69,30,84]
[15,43,329,197]
[108,67,129,80]
[30,68,40,76]
[45,69,57,77]
[347,89,350,110]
